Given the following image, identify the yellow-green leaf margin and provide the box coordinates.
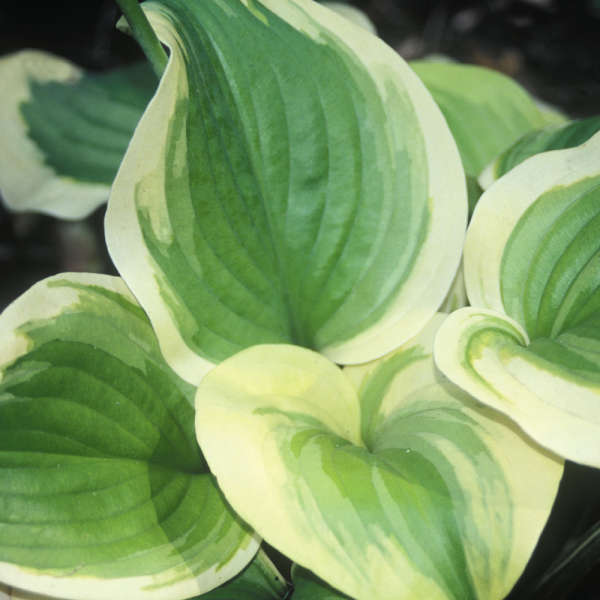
[195,315,562,600]
[435,132,600,467]
[105,0,466,384]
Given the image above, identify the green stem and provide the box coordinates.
[114,0,168,78]
[255,548,289,597]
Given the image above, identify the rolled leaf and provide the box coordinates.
[435,132,600,467]
[0,50,154,219]
[195,316,562,600]
[480,116,600,188]
[105,0,466,384]
[0,273,257,600]
[410,60,549,177]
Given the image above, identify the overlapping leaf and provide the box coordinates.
[106,0,466,384]
[195,315,562,600]
[435,131,600,467]
[0,50,155,219]
[1,548,285,600]
[200,549,287,600]
[0,274,257,599]
[480,115,600,188]
[410,60,551,178]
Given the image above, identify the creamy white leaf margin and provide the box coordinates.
[465,132,600,313]
[434,308,600,467]
[106,0,466,384]
[0,51,108,219]
[435,132,600,467]
[0,273,259,600]
[196,316,562,599]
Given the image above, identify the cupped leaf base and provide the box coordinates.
[196,316,562,600]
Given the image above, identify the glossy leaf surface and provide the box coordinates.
[480,115,600,188]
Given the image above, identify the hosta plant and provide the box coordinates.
[1,0,599,598]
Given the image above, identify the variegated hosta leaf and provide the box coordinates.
[195,315,563,600]
[410,60,551,178]
[0,273,257,600]
[435,131,600,467]
[480,115,600,189]
[0,549,285,600]
[0,50,155,219]
[106,0,466,384]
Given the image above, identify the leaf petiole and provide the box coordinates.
[114,0,168,78]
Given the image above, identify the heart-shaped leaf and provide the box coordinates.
[105,0,466,384]
[435,132,600,467]
[195,316,562,600]
[0,274,257,599]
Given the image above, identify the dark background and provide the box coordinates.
[1,1,599,598]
